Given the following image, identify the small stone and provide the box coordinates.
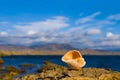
[0,58,4,64]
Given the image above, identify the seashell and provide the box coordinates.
[61,50,86,70]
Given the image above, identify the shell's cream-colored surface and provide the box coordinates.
[61,50,86,69]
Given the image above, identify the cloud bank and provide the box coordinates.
[0,12,120,50]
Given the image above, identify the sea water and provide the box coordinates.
[1,55,120,74]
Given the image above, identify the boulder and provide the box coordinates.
[6,66,20,74]
[0,58,4,64]
[19,63,35,68]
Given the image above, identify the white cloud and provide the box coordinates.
[75,12,115,34]
[10,13,117,48]
[76,17,93,24]
[88,12,101,18]
[105,32,120,40]
[100,40,120,46]
[27,30,37,35]
[36,36,56,43]
[14,16,69,35]
[86,29,101,35]
[0,21,9,25]
[76,12,101,24]
[106,32,114,38]
[94,32,120,48]
[107,14,120,20]
[0,13,120,50]
[7,16,69,43]
[95,20,116,26]
[0,31,8,36]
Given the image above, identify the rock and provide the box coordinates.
[0,70,9,78]
[0,58,4,64]
[19,63,35,68]
[15,74,39,80]
[38,61,67,72]
[99,72,120,80]
[0,66,20,80]
[0,58,4,70]
[19,63,35,73]
[0,66,3,70]
[61,77,97,80]
[0,70,18,80]
[6,66,20,74]
[37,61,68,79]
[0,75,13,80]
[15,61,120,80]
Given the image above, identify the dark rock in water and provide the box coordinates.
[0,66,21,80]
[0,58,4,64]
[6,66,20,74]
[19,63,35,68]
[0,58,4,70]
[15,61,120,80]
[38,61,67,73]
[0,65,3,70]
[0,69,19,80]
[19,63,35,70]
[19,63,35,73]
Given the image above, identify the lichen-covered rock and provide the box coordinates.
[38,61,67,73]
[0,75,13,80]
[6,66,20,74]
[16,61,120,80]
[0,58,4,64]
[0,70,18,80]
[0,66,3,70]
[16,74,39,80]
[61,77,97,80]
[81,68,111,78]
[37,61,68,79]
[0,70,9,78]
[99,72,120,80]
[19,63,35,68]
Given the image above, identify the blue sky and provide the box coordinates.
[0,0,120,49]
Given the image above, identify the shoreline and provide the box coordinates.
[1,49,120,56]
[1,54,120,57]
[0,58,120,80]
[15,61,120,80]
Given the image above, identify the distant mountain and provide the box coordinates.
[80,49,120,55]
[0,43,77,55]
[30,43,77,50]
[0,44,30,51]
[0,44,120,55]
[97,49,120,52]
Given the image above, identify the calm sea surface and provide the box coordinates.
[1,55,120,74]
